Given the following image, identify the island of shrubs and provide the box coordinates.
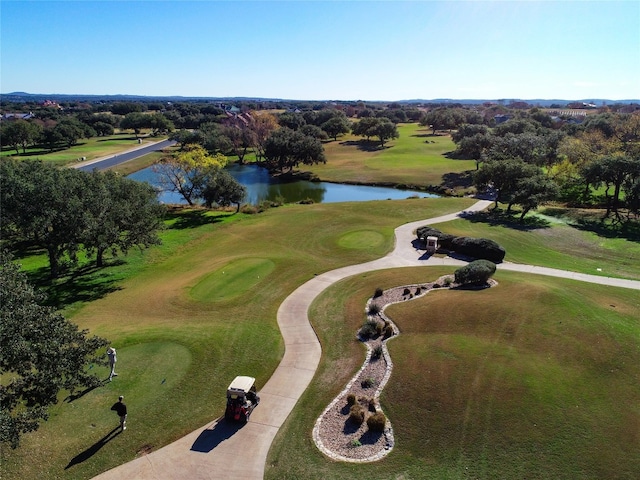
[416,225,506,263]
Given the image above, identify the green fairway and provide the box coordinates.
[4,193,639,479]
[266,268,640,480]
[308,123,476,192]
[2,197,475,480]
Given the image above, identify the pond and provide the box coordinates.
[128,163,437,205]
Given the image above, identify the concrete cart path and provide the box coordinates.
[93,199,640,480]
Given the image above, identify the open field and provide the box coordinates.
[308,123,476,192]
[0,132,163,167]
[266,268,640,480]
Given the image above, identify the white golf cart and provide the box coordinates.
[224,376,260,423]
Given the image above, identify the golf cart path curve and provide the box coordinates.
[92,199,640,479]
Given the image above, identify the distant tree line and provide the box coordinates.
[448,110,640,222]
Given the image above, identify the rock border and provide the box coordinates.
[313,275,498,462]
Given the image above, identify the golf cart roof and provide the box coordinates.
[227,376,255,394]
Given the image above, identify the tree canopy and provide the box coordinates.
[263,128,326,173]
[0,160,165,277]
[0,251,109,448]
[153,144,228,205]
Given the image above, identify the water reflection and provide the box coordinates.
[128,163,436,205]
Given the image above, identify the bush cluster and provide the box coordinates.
[454,259,497,285]
[416,225,505,262]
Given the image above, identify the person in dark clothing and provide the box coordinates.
[111,395,127,430]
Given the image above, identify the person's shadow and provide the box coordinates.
[190,419,243,453]
[65,427,122,469]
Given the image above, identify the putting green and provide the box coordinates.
[189,258,275,302]
[337,230,385,250]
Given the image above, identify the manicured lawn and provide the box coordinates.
[0,132,165,167]
[307,124,476,192]
[2,197,475,480]
[266,268,640,479]
[438,213,640,280]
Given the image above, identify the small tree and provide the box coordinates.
[153,144,228,205]
[454,260,496,286]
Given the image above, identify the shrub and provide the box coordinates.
[349,439,362,447]
[346,393,356,406]
[374,288,383,298]
[403,288,411,296]
[454,259,497,286]
[349,404,366,425]
[366,412,387,432]
[368,303,380,316]
[359,319,379,339]
[384,324,394,338]
[361,377,376,388]
[450,237,506,262]
[416,225,456,249]
[372,345,383,359]
[240,204,259,214]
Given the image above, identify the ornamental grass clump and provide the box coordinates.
[349,404,366,425]
[346,393,356,406]
[359,319,379,339]
[372,344,383,359]
[366,412,387,432]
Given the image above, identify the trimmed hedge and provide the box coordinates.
[416,226,505,262]
[454,259,497,285]
[451,236,505,262]
[416,226,457,249]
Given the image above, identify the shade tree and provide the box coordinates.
[0,251,108,449]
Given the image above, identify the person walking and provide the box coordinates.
[111,395,127,430]
[107,347,117,381]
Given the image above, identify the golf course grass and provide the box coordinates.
[265,268,640,480]
[2,197,475,480]
[309,124,476,192]
[3,125,639,479]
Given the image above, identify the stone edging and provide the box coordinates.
[312,282,440,462]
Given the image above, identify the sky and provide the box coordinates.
[1,0,639,101]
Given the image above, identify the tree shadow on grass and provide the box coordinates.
[29,262,123,309]
[190,419,243,453]
[165,209,233,229]
[441,171,474,190]
[65,427,122,470]
[463,209,552,231]
[543,207,640,242]
[339,140,386,152]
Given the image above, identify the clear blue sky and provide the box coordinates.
[1,0,639,101]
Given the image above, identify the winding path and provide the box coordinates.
[93,199,640,479]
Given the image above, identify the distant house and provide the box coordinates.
[1,112,34,122]
[222,110,253,127]
[493,114,513,124]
